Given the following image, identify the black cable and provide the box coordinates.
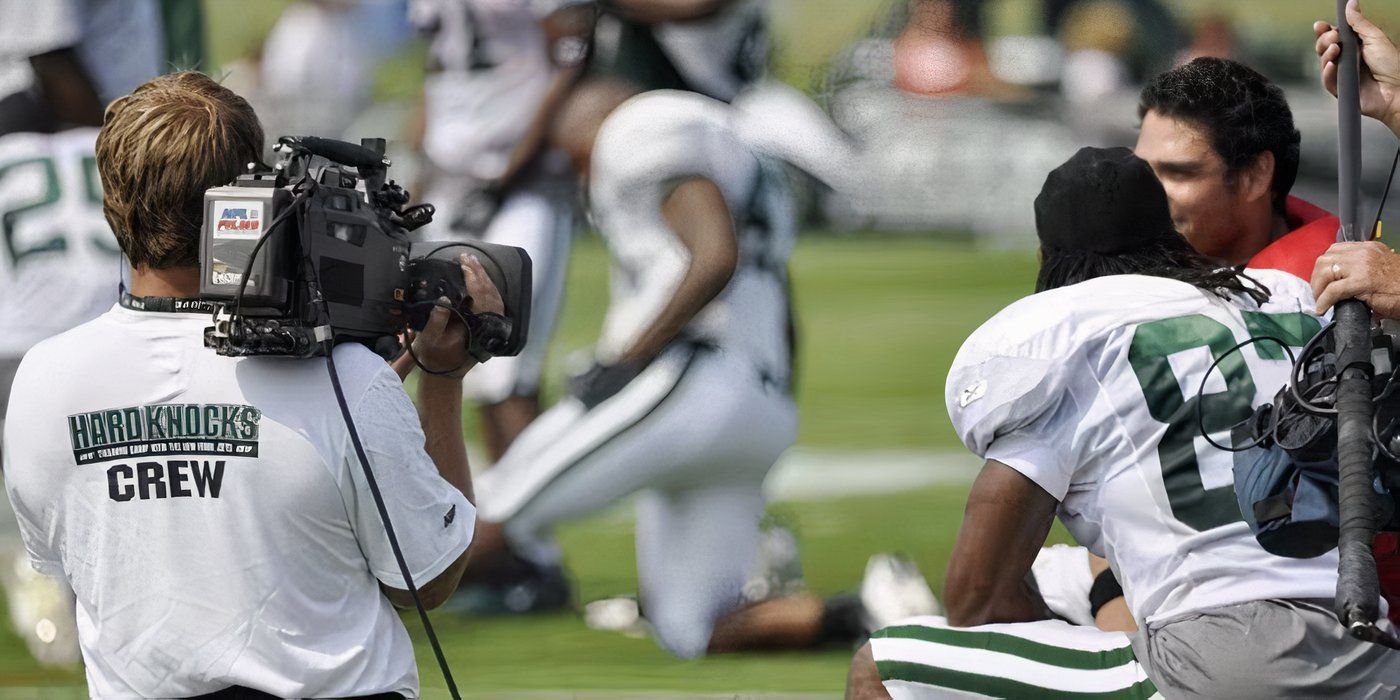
[229,187,309,323]
[1290,321,1340,417]
[304,220,462,699]
[323,349,462,699]
[1370,147,1400,241]
[402,300,474,376]
[219,152,462,691]
[1197,335,1295,452]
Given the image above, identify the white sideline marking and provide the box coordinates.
[469,446,979,504]
[763,448,980,502]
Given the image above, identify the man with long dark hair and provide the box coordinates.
[846,147,1400,699]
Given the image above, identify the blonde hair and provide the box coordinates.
[96,72,264,269]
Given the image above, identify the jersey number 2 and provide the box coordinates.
[1128,311,1320,531]
[0,154,109,268]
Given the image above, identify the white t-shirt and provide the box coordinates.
[588,90,794,377]
[0,0,162,106]
[0,128,118,357]
[946,271,1341,627]
[3,305,474,698]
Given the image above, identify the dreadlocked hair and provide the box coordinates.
[1036,231,1271,306]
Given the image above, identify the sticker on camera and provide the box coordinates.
[212,200,264,240]
[209,257,255,287]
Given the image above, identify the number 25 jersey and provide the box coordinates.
[946,270,1339,627]
[0,128,118,357]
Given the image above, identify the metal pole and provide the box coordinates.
[1332,0,1382,637]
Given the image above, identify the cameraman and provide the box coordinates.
[1,72,499,698]
[1312,1,1400,318]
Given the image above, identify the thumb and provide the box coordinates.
[423,297,451,336]
[1349,0,1389,45]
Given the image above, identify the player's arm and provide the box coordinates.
[1088,554,1136,633]
[943,459,1058,627]
[494,4,595,192]
[606,0,735,23]
[619,177,737,364]
[28,47,103,127]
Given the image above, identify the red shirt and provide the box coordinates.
[1245,197,1340,280]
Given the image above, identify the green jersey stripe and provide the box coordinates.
[877,660,1158,699]
[873,625,1138,671]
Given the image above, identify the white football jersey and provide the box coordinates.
[947,270,1341,626]
[3,307,474,697]
[589,90,794,378]
[411,0,557,181]
[0,128,119,357]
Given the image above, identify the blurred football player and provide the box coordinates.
[446,0,856,613]
[847,148,1398,699]
[463,79,924,657]
[409,0,588,460]
[0,0,165,667]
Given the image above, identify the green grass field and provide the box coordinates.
[0,235,1043,696]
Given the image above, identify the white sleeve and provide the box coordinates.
[945,310,1090,501]
[0,0,81,57]
[340,363,474,590]
[2,353,65,577]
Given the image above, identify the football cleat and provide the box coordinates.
[445,560,572,616]
[859,553,941,632]
[741,522,806,604]
[583,596,651,639]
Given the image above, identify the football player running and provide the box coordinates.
[847,147,1400,699]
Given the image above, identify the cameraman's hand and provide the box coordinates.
[461,254,504,317]
[411,299,473,379]
[1316,1,1400,137]
[406,255,504,378]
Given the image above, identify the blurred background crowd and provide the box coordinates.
[207,0,1400,245]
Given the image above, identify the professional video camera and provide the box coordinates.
[197,135,532,366]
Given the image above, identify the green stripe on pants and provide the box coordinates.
[873,625,1138,671]
[877,660,1158,699]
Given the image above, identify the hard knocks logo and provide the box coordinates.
[67,403,262,465]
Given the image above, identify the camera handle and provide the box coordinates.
[279,135,387,171]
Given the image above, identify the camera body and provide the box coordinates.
[198,136,531,360]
